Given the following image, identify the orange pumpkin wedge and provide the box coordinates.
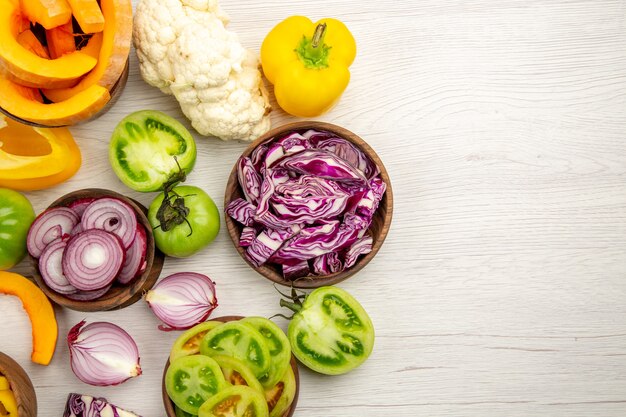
[0,271,58,365]
[66,0,104,33]
[19,0,71,30]
[78,32,103,59]
[0,1,97,89]
[43,0,131,102]
[0,75,110,126]
[16,29,49,59]
[46,20,76,59]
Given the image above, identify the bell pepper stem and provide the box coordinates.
[297,23,330,68]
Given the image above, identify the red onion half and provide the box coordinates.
[38,239,76,295]
[145,272,218,331]
[81,198,137,248]
[27,207,79,258]
[68,320,141,386]
[63,230,125,291]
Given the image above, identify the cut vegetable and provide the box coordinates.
[27,207,79,258]
[16,29,49,59]
[108,110,196,192]
[165,355,225,415]
[0,271,58,365]
[43,0,132,102]
[116,225,147,284]
[0,76,110,126]
[66,0,104,33]
[64,393,141,417]
[0,1,97,88]
[68,320,141,386]
[20,0,72,30]
[80,197,137,248]
[169,321,222,362]
[39,239,77,294]
[45,20,76,59]
[198,385,269,417]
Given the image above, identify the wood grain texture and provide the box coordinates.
[2,0,626,416]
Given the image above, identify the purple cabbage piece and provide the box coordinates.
[271,176,351,223]
[312,252,343,275]
[246,228,298,267]
[278,149,366,183]
[237,157,261,203]
[355,177,387,219]
[316,137,378,179]
[344,234,373,269]
[272,221,348,261]
[250,143,268,171]
[226,198,256,226]
[282,259,310,280]
[256,168,290,219]
[264,132,312,168]
[64,393,141,417]
[239,226,256,247]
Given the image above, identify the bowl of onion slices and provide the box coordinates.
[28,188,164,311]
[224,121,393,288]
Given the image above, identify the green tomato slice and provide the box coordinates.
[170,321,223,362]
[198,385,269,417]
[165,355,226,415]
[175,406,195,417]
[240,317,291,388]
[212,355,264,394]
[288,286,375,375]
[265,366,296,417]
[0,189,34,270]
[109,110,196,192]
[200,322,271,380]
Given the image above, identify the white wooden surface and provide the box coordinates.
[3,0,626,415]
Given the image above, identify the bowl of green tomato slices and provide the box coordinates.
[162,316,299,417]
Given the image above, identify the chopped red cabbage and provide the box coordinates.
[344,234,373,269]
[239,227,256,247]
[237,157,261,204]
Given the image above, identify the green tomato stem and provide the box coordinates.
[280,299,303,314]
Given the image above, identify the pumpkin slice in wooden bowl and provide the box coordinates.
[0,352,37,417]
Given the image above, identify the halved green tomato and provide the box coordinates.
[175,406,194,417]
[109,110,197,192]
[240,317,291,388]
[265,366,296,417]
[213,355,264,393]
[198,385,269,417]
[170,321,223,362]
[165,355,226,415]
[287,286,375,375]
[200,322,271,380]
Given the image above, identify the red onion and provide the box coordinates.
[68,198,96,217]
[38,239,77,294]
[81,198,137,248]
[65,285,112,301]
[145,272,218,331]
[27,207,79,258]
[68,320,141,386]
[63,230,125,291]
[117,226,147,285]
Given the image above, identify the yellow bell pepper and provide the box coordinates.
[0,116,81,190]
[261,16,356,117]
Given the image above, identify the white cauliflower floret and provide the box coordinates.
[133,0,271,141]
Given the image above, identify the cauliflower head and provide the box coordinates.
[133,0,271,141]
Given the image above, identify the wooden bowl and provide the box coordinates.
[0,61,130,128]
[162,315,300,417]
[0,352,37,417]
[224,121,393,288]
[31,188,164,312]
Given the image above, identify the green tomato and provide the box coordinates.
[212,355,264,394]
[200,322,271,380]
[284,286,375,375]
[0,189,35,270]
[265,366,296,417]
[165,354,226,415]
[148,185,220,258]
[109,110,196,192]
[240,317,291,388]
[170,321,223,362]
[198,385,269,417]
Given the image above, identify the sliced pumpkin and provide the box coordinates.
[0,1,97,89]
[45,20,75,59]
[42,0,131,102]
[16,29,49,59]
[0,271,58,365]
[78,32,103,59]
[66,0,105,33]
[0,75,110,126]
[19,0,71,30]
